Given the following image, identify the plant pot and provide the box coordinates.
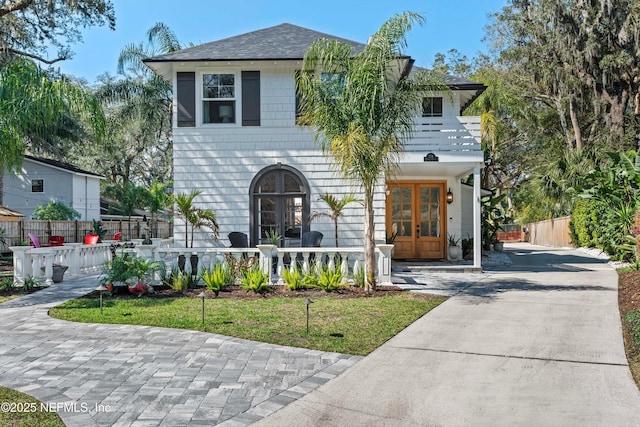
[42,265,68,283]
[493,241,504,252]
[190,253,199,275]
[448,245,462,261]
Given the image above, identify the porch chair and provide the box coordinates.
[49,235,64,246]
[297,231,323,265]
[228,232,249,258]
[28,233,47,248]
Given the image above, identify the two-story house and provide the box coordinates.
[144,23,485,268]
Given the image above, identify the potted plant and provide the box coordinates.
[447,234,462,261]
[265,229,282,272]
[101,251,162,292]
[461,234,474,260]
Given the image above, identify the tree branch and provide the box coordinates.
[0,47,68,64]
[0,0,34,17]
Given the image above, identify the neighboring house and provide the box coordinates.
[0,205,24,221]
[144,23,486,266]
[2,155,104,220]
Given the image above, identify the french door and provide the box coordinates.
[386,181,446,259]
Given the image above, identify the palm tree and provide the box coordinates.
[190,208,219,248]
[311,193,360,247]
[174,189,219,248]
[93,23,183,185]
[0,58,105,204]
[174,190,201,248]
[297,12,444,291]
[147,181,172,238]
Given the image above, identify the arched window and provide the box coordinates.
[249,164,310,247]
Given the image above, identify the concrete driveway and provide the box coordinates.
[255,243,640,426]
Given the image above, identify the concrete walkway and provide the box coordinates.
[256,243,640,426]
[1,243,640,426]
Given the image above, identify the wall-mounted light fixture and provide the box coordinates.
[446,188,454,204]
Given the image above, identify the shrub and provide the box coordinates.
[352,266,365,287]
[0,277,14,291]
[167,268,192,291]
[302,268,319,288]
[569,198,605,248]
[32,201,81,220]
[224,253,256,283]
[240,266,271,294]
[200,263,232,296]
[315,268,344,292]
[282,266,305,290]
[22,276,38,290]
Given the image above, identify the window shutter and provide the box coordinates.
[177,72,196,127]
[295,70,302,124]
[242,71,260,126]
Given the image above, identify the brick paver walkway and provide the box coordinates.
[0,276,361,426]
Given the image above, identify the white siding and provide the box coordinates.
[171,61,477,250]
[3,159,102,220]
[3,161,73,219]
[72,175,101,220]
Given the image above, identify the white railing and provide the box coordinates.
[10,241,394,287]
[10,243,112,286]
[407,116,482,152]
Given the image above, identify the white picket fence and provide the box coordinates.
[10,240,394,287]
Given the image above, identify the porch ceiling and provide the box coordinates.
[395,151,484,178]
[395,161,483,179]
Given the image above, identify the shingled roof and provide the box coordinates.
[25,155,104,179]
[143,22,486,110]
[144,23,368,63]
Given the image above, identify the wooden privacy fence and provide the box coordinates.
[525,216,573,248]
[0,219,172,251]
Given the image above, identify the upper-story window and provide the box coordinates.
[31,179,44,193]
[422,97,443,117]
[203,73,236,124]
[321,72,345,100]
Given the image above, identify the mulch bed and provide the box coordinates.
[619,270,640,315]
[91,284,414,300]
[618,269,640,388]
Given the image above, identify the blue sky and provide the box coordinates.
[55,0,509,84]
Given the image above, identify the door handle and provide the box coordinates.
[416,223,419,239]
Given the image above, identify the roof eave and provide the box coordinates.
[459,84,488,113]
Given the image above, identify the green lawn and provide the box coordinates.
[0,387,65,427]
[50,293,446,355]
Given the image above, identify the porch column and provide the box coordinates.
[473,166,482,270]
[376,244,394,286]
